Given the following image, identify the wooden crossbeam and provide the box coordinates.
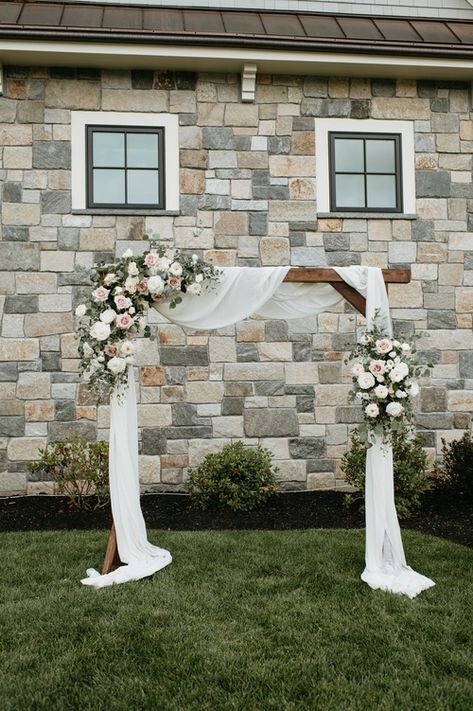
[101,266,411,575]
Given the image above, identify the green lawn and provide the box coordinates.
[1,529,472,711]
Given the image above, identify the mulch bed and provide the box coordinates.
[0,490,471,548]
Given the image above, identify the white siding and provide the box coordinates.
[68,0,473,20]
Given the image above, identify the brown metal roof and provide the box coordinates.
[0,2,473,58]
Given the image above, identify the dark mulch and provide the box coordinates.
[0,490,471,548]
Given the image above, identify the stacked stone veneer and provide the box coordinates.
[0,67,472,495]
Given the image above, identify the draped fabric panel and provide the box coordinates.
[82,266,434,597]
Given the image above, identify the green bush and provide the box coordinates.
[341,427,431,518]
[186,441,278,512]
[28,439,109,511]
[436,432,473,504]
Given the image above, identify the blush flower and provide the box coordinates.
[124,277,139,294]
[352,363,365,377]
[144,252,159,270]
[137,279,149,294]
[120,341,135,357]
[114,294,132,311]
[103,273,117,286]
[357,372,375,390]
[104,343,118,357]
[168,276,181,290]
[127,261,139,276]
[369,360,386,376]
[169,261,183,277]
[116,313,134,330]
[82,342,94,359]
[92,286,109,302]
[375,338,393,354]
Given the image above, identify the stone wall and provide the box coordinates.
[0,66,472,495]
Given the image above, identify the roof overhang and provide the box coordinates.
[1,37,473,81]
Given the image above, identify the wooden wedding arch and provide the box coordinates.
[102,267,411,574]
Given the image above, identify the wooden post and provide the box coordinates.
[101,267,411,574]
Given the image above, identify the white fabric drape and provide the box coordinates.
[82,266,434,597]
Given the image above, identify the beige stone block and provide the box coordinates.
[134,338,161,366]
[2,203,40,226]
[209,337,236,363]
[224,363,284,381]
[460,120,473,141]
[237,152,268,169]
[269,155,315,177]
[316,385,351,406]
[0,338,39,361]
[396,79,417,97]
[418,329,473,350]
[318,218,342,232]
[307,472,336,490]
[188,438,229,467]
[7,437,45,461]
[260,437,289,460]
[27,481,56,495]
[418,242,447,263]
[40,251,75,272]
[258,342,292,361]
[268,200,316,222]
[157,324,185,346]
[236,321,265,342]
[416,199,448,220]
[416,154,437,170]
[285,363,319,385]
[255,84,287,103]
[214,211,248,235]
[61,333,79,358]
[224,103,258,127]
[180,168,205,194]
[45,80,100,109]
[276,460,306,482]
[102,89,167,112]
[0,272,15,295]
[3,146,32,169]
[292,131,315,155]
[449,233,472,251]
[179,125,202,149]
[260,237,290,266]
[79,228,116,251]
[76,406,96,421]
[24,313,73,337]
[371,97,430,120]
[140,366,165,386]
[212,415,244,437]
[170,90,196,113]
[448,390,473,412]
[438,263,463,286]
[411,264,438,281]
[456,288,473,313]
[16,272,57,294]
[17,373,50,400]
[0,472,27,494]
[137,404,172,427]
[0,384,15,399]
[0,124,32,145]
[389,282,423,308]
[289,178,315,200]
[139,455,161,485]
[367,220,391,241]
[25,400,55,421]
[186,381,224,403]
[197,103,225,126]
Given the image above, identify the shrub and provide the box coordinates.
[186,441,278,512]
[341,426,431,518]
[28,439,109,511]
[436,432,473,504]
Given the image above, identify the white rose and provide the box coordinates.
[396,390,407,399]
[187,282,202,296]
[128,261,139,276]
[401,343,411,352]
[357,372,375,390]
[365,403,379,418]
[409,381,420,397]
[169,261,183,277]
[156,257,171,271]
[122,248,133,258]
[107,357,127,374]
[192,254,199,262]
[389,362,409,383]
[386,402,404,417]
[120,341,135,356]
[104,273,117,286]
[351,363,365,377]
[125,276,139,294]
[90,321,111,342]
[148,275,165,295]
[100,308,117,324]
[389,351,397,358]
[75,304,87,317]
[374,384,388,399]
[82,342,94,359]
[195,273,204,283]
[393,340,401,348]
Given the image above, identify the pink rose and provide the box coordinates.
[92,286,109,302]
[105,343,118,357]
[144,253,159,269]
[168,276,182,290]
[114,294,132,310]
[375,338,393,354]
[116,313,134,330]
[369,360,386,376]
[137,278,149,294]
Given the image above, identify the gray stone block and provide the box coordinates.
[0,363,18,381]
[163,426,212,439]
[459,352,473,378]
[289,437,326,459]
[159,346,209,367]
[336,406,363,423]
[388,242,417,264]
[265,320,288,342]
[17,101,44,123]
[350,100,370,119]
[249,212,267,236]
[42,352,61,372]
[0,242,39,271]
[244,408,299,437]
[372,79,395,96]
[236,343,259,362]
[416,413,453,430]
[164,367,186,385]
[4,296,37,313]
[307,459,335,473]
[301,98,350,118]
[55,400,76,422]
[292,117,315,131]
[48,421,95,441]
[427,311,457,329]
[268,136,291,154]
[175,71,197,90]
[41,190,71,214]
[202,127,234,150]
[326,252,361,266]
[285,385,314,395]
[3,182,22,203]
[131,70,153,89]
[293,343,312,362]
[198,194,231,210]
[33,141,71,169]
[172,403,201,427]
[222,397,244,415]
[58,228,79,250]
[303,77,327,97]
[415,134,435,153]
[3,226,29,241]
[253,186,289,200]
[296,395,314,413]
[291,247,326,267]
[225,382,253,397]
[416,170,451,198]
[142,429,167,455]
[254,381,285,396]
[420,387,447,413]
[0,417,25,437]
[323,233,349,252]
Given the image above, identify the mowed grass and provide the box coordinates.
[1,529,472,711]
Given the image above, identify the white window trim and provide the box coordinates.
[315,118,416,216]
[71,111,179,212]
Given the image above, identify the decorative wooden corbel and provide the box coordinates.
[241,63,257,103]
[0,64,3,96]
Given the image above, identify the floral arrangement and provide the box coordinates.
[75,241,220,396]
[347,321,429,445]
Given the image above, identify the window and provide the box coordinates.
[315,119,415,216]
[71,112,179,213]
[329,133,402,213]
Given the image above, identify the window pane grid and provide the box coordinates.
[329,132,402,213]
[87,126,164,209]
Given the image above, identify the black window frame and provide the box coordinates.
[328,132,403,214]
[86,125,165,210]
